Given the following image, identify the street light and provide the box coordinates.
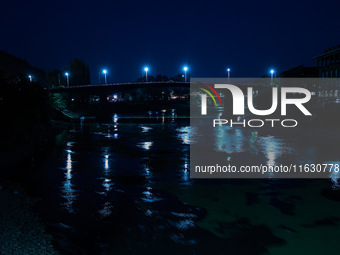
[227,68,230,81]
[144,67,149,82]
[65,72,69,87]
[270,69,275,80]
[183,66,188,82]
[103,69,107,84]
[28,75,32,83]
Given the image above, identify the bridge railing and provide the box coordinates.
[47,81,190,91]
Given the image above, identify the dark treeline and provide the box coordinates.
[0,73,54,128]
[136,73,185,82]
[0,70,72,172]
[0,51,91,89]
[0,51,190,89]
[46,58,91,88]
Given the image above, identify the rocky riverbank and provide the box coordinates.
[0,179,59,254]
[0,117,71,254]
[0,120,70,172]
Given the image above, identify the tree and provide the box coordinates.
[46,69,61,88]
[69,58,91,86]
[155,74,169,81]
[50,93,68,111]
[135,75,156,82]
[135,74,170,82]
[170,74,185,82]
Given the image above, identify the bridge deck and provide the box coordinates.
[48,81,190,93]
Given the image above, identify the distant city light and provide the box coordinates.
[28,75,32,82]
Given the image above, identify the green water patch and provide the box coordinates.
[160,178,340,254]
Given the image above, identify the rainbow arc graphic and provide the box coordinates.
[199,84,223,106]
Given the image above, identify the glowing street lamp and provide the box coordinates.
[227,68,230,81]
[183,66,188,82]
[103,69,107,84]
[144,67,149,82]
[65,72,69,87]
[270,69,275,80]
[28,75,32,83]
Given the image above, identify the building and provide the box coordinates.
[315,45,340,78]
[280,65,318,78]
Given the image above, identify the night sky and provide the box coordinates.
[1,0,340,82]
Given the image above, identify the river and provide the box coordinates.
[18,114,340,254]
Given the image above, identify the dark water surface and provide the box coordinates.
[22,116,340,254]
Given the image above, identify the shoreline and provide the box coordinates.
[0,120,70,173]
[0,118,69,254]
[0,179,59,254]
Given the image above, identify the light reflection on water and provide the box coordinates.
[61,117,340,216]
[102,178,112,192]
[144,165,152,179]
[214,126,245,154]
[195,122,340,179]
[99,151,114,217]
[140,126,152,133]
[172,219,195,230]
[212,125,299,166]
[104,154,109,171]
[326,161,340,189]
[98,201,113,218]
[261,136,282,167]
[181,157,191,185]
[138,142,153,150]
[105,125,113,138]
[176,126,191,145]
[141,187,162,203]
[61,146,78,213]
[113,113,118,123]
[37,115,340,254]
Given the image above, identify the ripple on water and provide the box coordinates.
[176,126,191,145]
[169,233,197,245]
[137,142,153,150]
[140,126,153,133]
[141,189,163,203]
[98,202,113,218]
[172,219,195,230]
[170,212,198,218]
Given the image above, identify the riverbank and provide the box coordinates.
[0,117,70,254]
[0,120,70,173]
[0,179,59,254]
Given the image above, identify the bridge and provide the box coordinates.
[47,79,340,108]
[47,81,190,115]
[48,81,190,93]
[46,79,340,118]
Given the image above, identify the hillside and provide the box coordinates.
[0,51,45,84]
